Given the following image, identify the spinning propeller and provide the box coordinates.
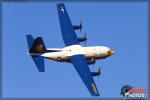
[79,21,83,32]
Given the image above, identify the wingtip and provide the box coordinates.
[91,93,100,96]
[94,91,100,96]
[57,3,64,6]
[57,3,65,11]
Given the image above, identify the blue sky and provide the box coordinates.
[2,2,148,98]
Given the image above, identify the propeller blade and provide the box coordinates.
[84,33,87,46]
[80,20,83,32]
[99,67,101,75]
[80,20,82,26]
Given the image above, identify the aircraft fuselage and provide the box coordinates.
[39,45,114,62]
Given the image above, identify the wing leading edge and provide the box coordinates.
[70,55,100,96]
[57,3,79,46]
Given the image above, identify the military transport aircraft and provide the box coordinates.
[26,3,115,96]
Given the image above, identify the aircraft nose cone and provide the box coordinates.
[107,50,115,55]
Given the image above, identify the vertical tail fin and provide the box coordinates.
[26,35,45,72]
[29,37,46,54]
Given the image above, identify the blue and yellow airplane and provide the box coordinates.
[26,3,115,96]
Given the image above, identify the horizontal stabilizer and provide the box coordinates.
[26,35,45,72]
[32,56,45,72]
[26,35,34,49]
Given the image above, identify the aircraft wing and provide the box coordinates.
[57,3,80,46]
[70,55,100,96]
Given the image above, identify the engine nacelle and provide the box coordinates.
[87,60,96,65]
[78,37,87,42]
[73,25,82,30]
[91,68,101,77]
[73,21,83,31]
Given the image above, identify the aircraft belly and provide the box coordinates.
[41,52,67,60]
